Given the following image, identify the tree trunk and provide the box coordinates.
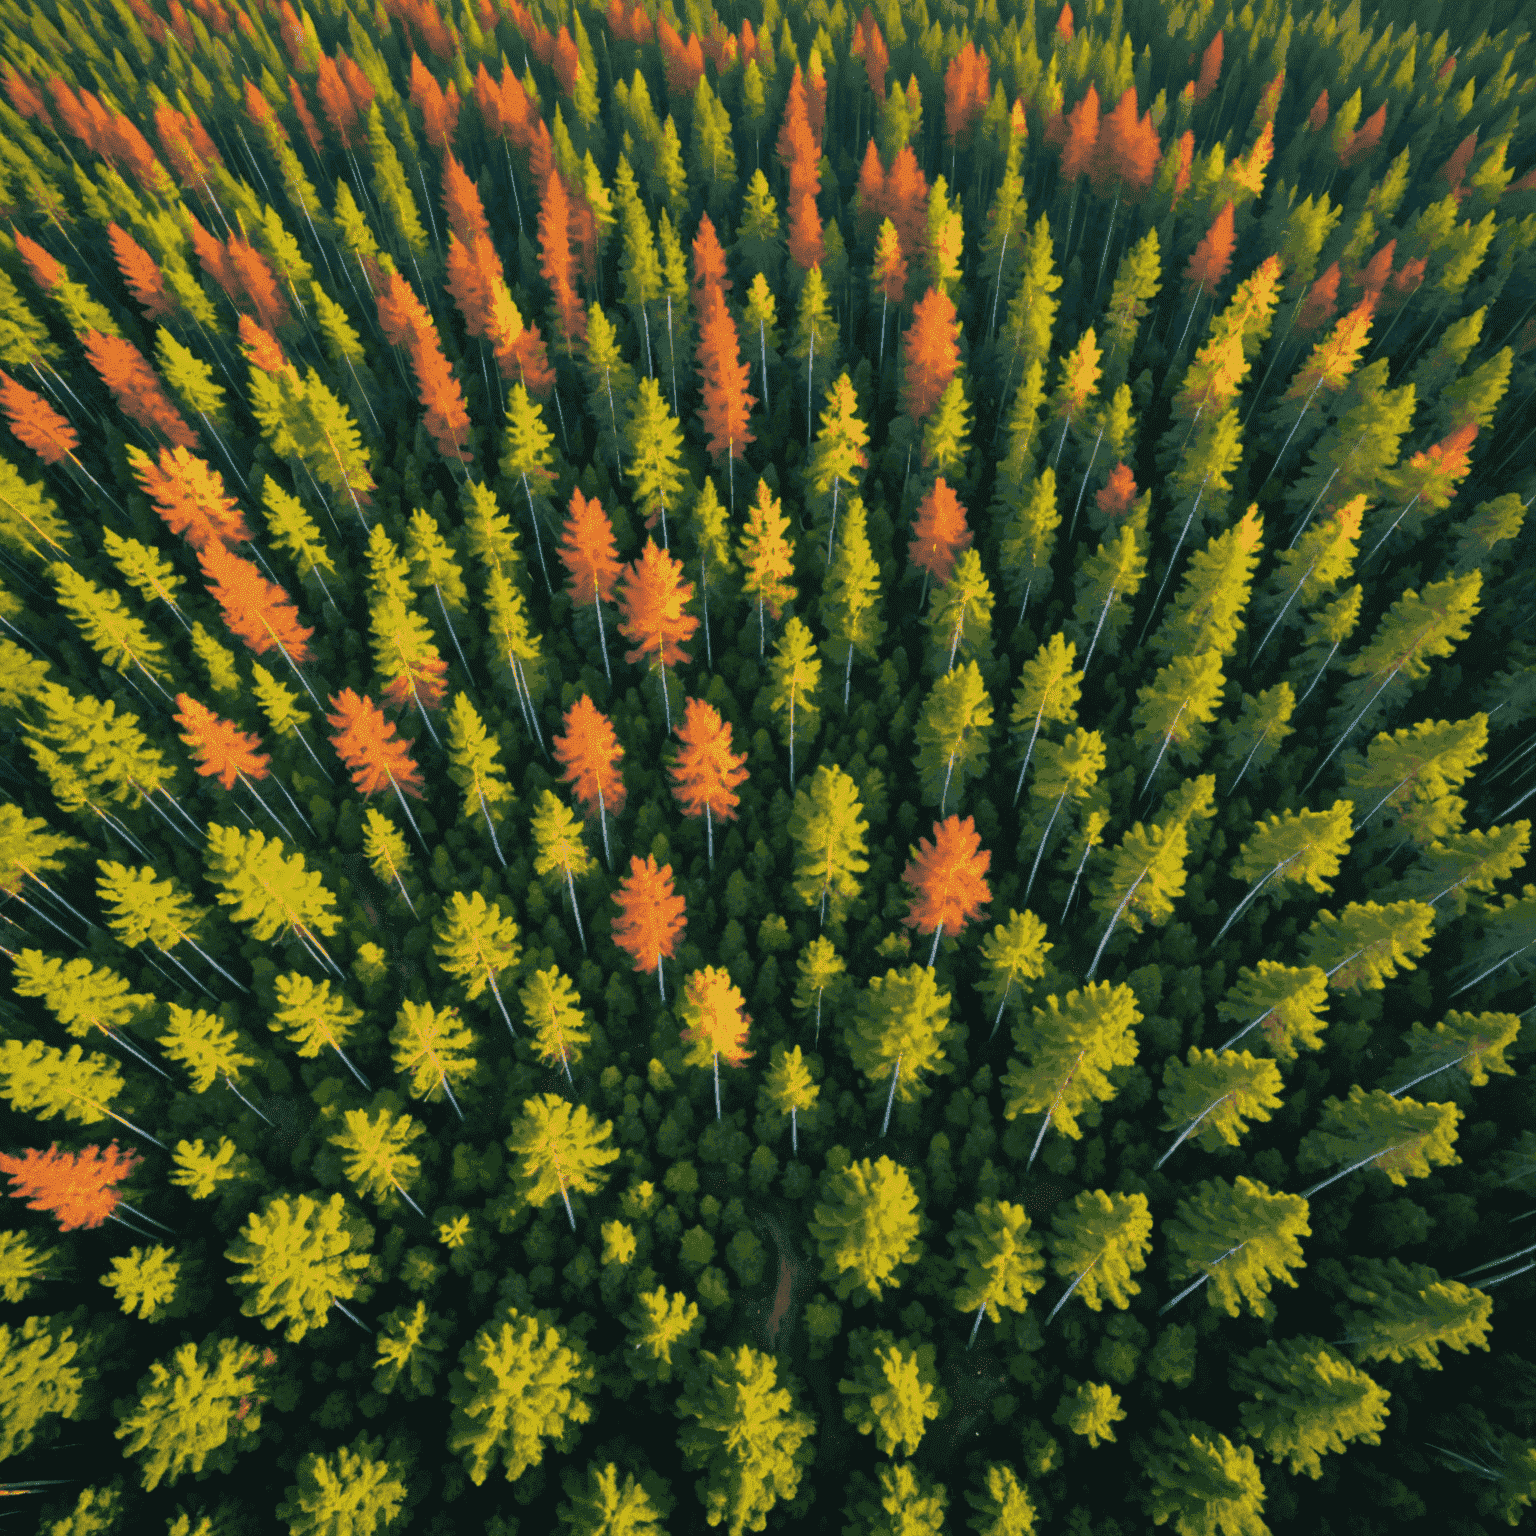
[880,1054,902,1136]
[565,866,587,953]
[713,1049,722,1120]
[967,1299,987,1348]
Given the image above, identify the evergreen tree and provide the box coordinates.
[114,1336,268,1490]
[678,964,753,1121]
[390,1000,477,1111]
[676,1346,814,1535]
[950,1198,1046,1344]
[433,890,522,1036]
[1140,1412,1269,1536]
[448,1306,596,1484]
[520,967,591,1086]
[792,936,847,1045]
[1163,1176,1311,1319]
[820,496,885,708]
[446,693,515,861]
[1229,1337,1390,1478]
[847,964,960,1133]
[764,617,822,784]
[1002,982,1141,1169]
[1335,1257,1493,1368]
[1296,1085,1461,1194]
[224,1191,372,1342]
[838,1330,945,1453]
[1046,1189,1155,1321]
[810,1155,923,1303]
[1216,962,1331,1061]
[1223,680,1297,789]
[1299,900,1436,994]
[531,788,596,950]
[762,1043,821,1154]
[625,1285,703,1382]
[995,458,1059,625]
[1057,1379,1127,1448]
[807,372,870,566]
[625,376,688,545]
[1068,523,1146,672]
[558,1462,670,1536]
[506,1094,619,1228]
[976,908,1053,1035]
[1157,1049,1285,1166]
[328,1107,425,1215]
[276,1434,407,1536]
[844,1462,948,1536]
[924,548,994,673]
[914,660,994,813]
[1149,507,1263,661]
[789,265,840,446]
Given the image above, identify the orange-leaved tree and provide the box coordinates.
[81,331,198,449]
[695,283,756,508]
[0,1140,140,1230]
[128,445,252,551]
[611,852,686,999]
[107,221,175,321]
[909,477,973,586]
[901,813,993,965]
[553,694,626,867]
[616,537,698,731]
[199,540,315,699]
[557,488,623,682]
[537,169,586,355]
[175,693,303,839]
[900,285,961,424]
[1181,199,1237,320]
[678,964,753,1120]
[668,696,748,869]
[0,368,78,466]
[328,689,426,848]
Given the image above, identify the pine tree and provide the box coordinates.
[51,564,172,688]
[787,764,871,928]
[1068,523,1146,673]
[531,789,595,950]
[225,1191,372,1341]
[821,496,885,708]
[446,693,514,862]
[807,372,870,565]
[519,967,591,1086]
[676,1346,815,1534]
[900,286,961,425]
[1164,1175,1311,1319]
[558,1463,669,1536]
[976,909,1053,1037]
[668,697,748,868]
[901,814,992,964]
[200,540,314,669]
[1229,1337,1390,1478]
[553,696,626,869]
[848,964,960,1135]
[1341,714,1488,851]
[276,1435,408,1536]
[810,1155,923,1302]
[790,265,840,445]
[1299,900,1437,994]
[1141,1412,1268,1536]
[924,548,994,674]
[686,477,734,670]
[616,537,697,731]
[695,283,755,499]
[433,889,521,1036]
[950,1199,1047,1344]
[114,1335,269,1490]
[838,1329,945,1453]
[0,1038,143,1140]
[1157,1049,1285,1166]
[914,660,993,813]
[579,302,637,477]
[764,618,821,784]
[610,854,687,999]
[1002,982,1141,1169]
[1380,1010,1520,1096]
[678,964,753,1121]
[1044,1188,1155,1323]
[1131,651,1226,783]
[391,999,476,1112]
[1150,507,1263,661]
[909,477,973,586]
[738,476,796,655]
[448,1304,596,1480]
[1216,800,1356,941]
[157,1003,259,1095]
[762,1042,821,1154]
[506,1094,619,1228]
[1296,1085,1461,1195]
[500,382,559,589]
[329,1107,425,1215]
[327,688,425,837]
[624,376,688,545]
[0,1140,139,1231]
[625,1284,703,1383]
[203,824,339,961]
[1335,1257,1493,1368]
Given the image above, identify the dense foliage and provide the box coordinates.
[0,0,1535,1530]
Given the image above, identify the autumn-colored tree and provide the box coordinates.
[0,368,78,467]
[611,853,686,999]
[901,815,992,964]
[1183,200,1237,301]
[538,170,587,354]
[616,537,698,730]
[199,540,313,668]
[679,964,753,1119]
[695,283,756,501]
[82,331,198,449]
[128,445,252,551]
[668,696,748,868]
[552,695,626,868]
[737,477,796,654]
[900,286,961,423]
[909,478,973,586]
[327,690,426,844]
[0,1140,140,1230]
[557,488,622,681]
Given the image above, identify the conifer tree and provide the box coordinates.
[788,764,871,928]
[1140,1413,1268,1536]
[0,1140,140,1231]
[1022,728,1106,903]
[977,909,1053,1037]
[810,1155,923,1302]
[362,810,416,914]
[520,967,590,1086]
[1157,1049,1286,1167]
[505,1094,619,1228]
[625,1285,703,1383]
[390,999,476,1113]
[950,1199,1047,1345]
[204,824,339,964]
[838,1330,946,1452]
[686,477,734,668]
[276,1435,408,1536]
[676,1346,815,1534]
[578,302,636,477]
[1069,522,1146,674]
[1164,1175,1311,1319]
[668,697,748,868]
[553,696,626,868]
[225,1191,372,1342]
[433,890,521,1036]
[901,814,992,964]
[610,854,687,999]
[1008,632,1082,802]
[624,377,687,548]
[1229,1337,1390,1478]
[1335,1257,1493,1368]
[678,964,753,1121]
[616,537,697,730]
[807,373,870,565]
[821,496,885,708]
[738,476,796,655]
[914,660,993,813]
[765,617,822,783]
[848,964,960,1134]
[762,1042,821,1153]
[925,548,994,673]
[446,693,514,862]
[51,565,172,690]
[1002,982,1141,1169]
[790,265,840,445]
[1045,1188,1155,1323]
[909,477,973,586]
[448,1304,596,1479]
[1131,651,1226,784]
[329,1107,425,1215]
[1150,507,1263,661]
[269,972,368,1087]
[1299,900,1436,994]
[531,788,595,951]
[1296,1085,1461,1195]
